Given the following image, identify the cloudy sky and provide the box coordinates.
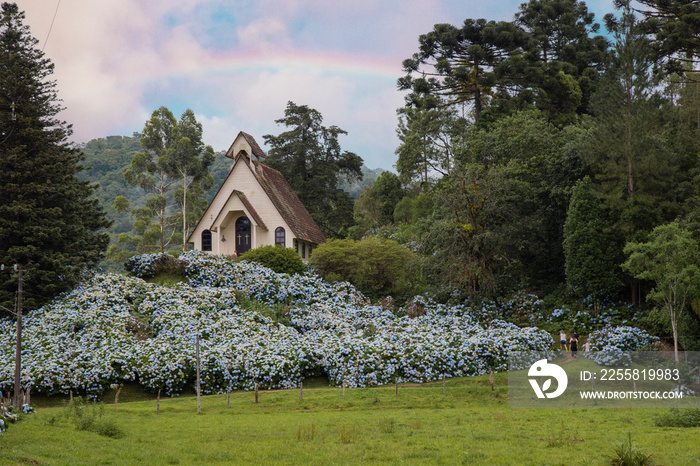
[18,0,617,170]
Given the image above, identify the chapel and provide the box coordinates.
[187,132,325,259]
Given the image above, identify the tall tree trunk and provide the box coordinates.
[182,168,187,251]
[626,80,634,197]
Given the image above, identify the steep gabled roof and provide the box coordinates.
[253,162,326,245]
[225,131,267,161]
[210,189,267,231]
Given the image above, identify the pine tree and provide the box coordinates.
[263,102,363,238]
[0,2,111,313]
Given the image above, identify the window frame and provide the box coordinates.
[201,230,212,251]
[275,227,286,246]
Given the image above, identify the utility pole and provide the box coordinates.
[2,264,25,410]
[14,267,23,410]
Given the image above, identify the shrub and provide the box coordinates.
[239,245,306,275]
[654,408,700,428]
[64,397,125,439]
[608,433,654,466]
[310,238,415,298]
[124,252,185,278]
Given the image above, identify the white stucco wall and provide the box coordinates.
[189,152,296,255]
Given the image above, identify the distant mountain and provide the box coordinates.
[340,165,385,199]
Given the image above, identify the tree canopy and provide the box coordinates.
[0,2,110,312]
[263,102,363,238]
[115,107,214,257]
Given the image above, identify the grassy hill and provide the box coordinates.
[2,372,698,465]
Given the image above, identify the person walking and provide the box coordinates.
[559,330,567,352]
[569,334,579,358]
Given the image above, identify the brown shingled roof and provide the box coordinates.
[254,162,326,245]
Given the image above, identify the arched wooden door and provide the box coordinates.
[235,216,252,254]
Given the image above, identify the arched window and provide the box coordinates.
[275,227,285,246]
[201,230,212,251]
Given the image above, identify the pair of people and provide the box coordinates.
[559,330,579,357]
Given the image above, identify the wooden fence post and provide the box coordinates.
[227,390,230,409]
[299,381,303,402]
[157,389,161,414]
[196,335,201,414]
[114,386,121,411]
[254,383,259,404]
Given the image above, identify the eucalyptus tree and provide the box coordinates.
[623,222,700,361]
[123,107,214,253]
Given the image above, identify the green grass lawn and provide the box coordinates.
[1,373,698,465]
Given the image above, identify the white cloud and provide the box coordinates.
[21,0,609,168]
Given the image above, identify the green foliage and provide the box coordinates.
[399,19,527,121]
[653,408,700,428]
[62,397,125,439]
[120,106,215,254]
[425,161,544,297]
[635,0,700,76]
[239,245,306,275]
[400,1,608,125]
[0,3,111,312]
[352,171,404,237]
[623,222,700,358]
[263,101,363,238]
[309,238,416,298]
[395,106,466,186]
[608,433,655,466]
[514,0,608,122]
[238,294,292,327]
[563,176,623,300]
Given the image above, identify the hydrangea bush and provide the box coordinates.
[584,325,661,365]
[0,251,618,398]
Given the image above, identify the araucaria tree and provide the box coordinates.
[263,102,363,238]
[0,2,111,312]
[122,107,214,253]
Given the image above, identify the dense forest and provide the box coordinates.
[334,0,700,350]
